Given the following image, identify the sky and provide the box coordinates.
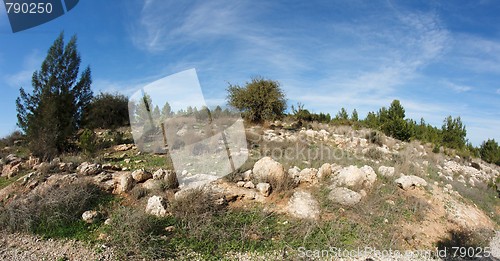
[0,0,499,145]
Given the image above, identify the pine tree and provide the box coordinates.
[16,32,92,159]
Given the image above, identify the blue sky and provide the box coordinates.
[0,0,499,145]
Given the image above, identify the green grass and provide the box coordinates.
[0,177,16,189]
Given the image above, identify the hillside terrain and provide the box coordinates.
[0,122,499,260]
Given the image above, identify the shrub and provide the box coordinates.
[479,139,500,165]
[0,179,109,239]
[227,77,286,122]
[83,92,129,129]
[78,129,97,156]
[366,130,384,146]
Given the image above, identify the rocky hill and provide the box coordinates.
[0,123,499,260]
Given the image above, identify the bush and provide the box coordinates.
[83,92,129,129]
[227,77,287,122]
[479,139,500,165]
[0,179,109,239]
[78,129,97,157]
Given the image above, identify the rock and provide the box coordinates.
[395,175,428,190]
[77,162,102,176]
[298,168,318,184]
[317,163,332,179]
[256,182,271,197]
[114,144,134,152]
[142,179,163,191]
[236,181,245,187]
[117,172,134,193]
[153,169,167,180]
[242,170,252,181]
[253,157,286,183]
[93,172,112,183]
[58,162,75,172]
[165,226,175,232]
[243,181,255,189]
[378,166,395,177]
[328,187,362,206]
[286,191,320,219]
[288,166,301,181]
[163,169,179,189]
[4,154,21,165]
[104,218,112,225]
[334,165,377,189]
[145,196,169,217]
[82,210,101,224]
[131,169,152,182]
[1,163,20,178]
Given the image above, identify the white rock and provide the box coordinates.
[317,163,332,179]
[287,191,320,219]
[253,157,286,183]
[243,181,255,189]
[328,187,362,206]
[256,182,271,197]
[82,210,100,224]
[131,169,152,182]
[378,166,395,177]
[395,175,427,190]
[334,165,377,189]
[145,196,169,217]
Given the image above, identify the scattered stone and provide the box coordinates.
[256,182,271,197]
[104,218,112,225]
[165,226,175,232]
[114,144,134,152]
[153,168,167,180]
[286,191,320,219]
[163,169,179,189]
[334,165,377,189]
[242,169,252,181]
[243,181,255,189]
[236,181,246,187]
[317,163,332,179]
[146,196,169,217]
[395,175,428,190]
[298,168,318,184]
[77,162,102,176]
[328,187,362,206]
[131,169,152,182]
[142,179,163,191]
[82,210,101,224]
[378,166,395,177]
[117,172,134,193]
[253,157,286,183]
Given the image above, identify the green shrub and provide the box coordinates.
[79,129,97,157]
[83,92,129,129]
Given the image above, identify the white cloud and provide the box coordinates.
[443,81,473,93]
[4,50,42,89]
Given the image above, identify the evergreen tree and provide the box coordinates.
[161,101,172,118]
[351,109,359,122]
[479,139,500,165]
[441,116,467,149]
[16,32,92,159]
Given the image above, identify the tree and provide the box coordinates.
[161,102,172,118]
[16,32,92,159]
[380,100,412,141]
[83,92,129,129]
[226,77,286,122]
[479,139,500,165]
[336,107,349,121]
[441,116,467,150]
[351,109,359,122]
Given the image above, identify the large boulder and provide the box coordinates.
[328,187,362,206]
[132,169,152,182]
[142,179,163,191]
[145,196,169,217]
[395,175,427,190]
[286,191,320,219]
[253,157,286,183]
[333,165,377,189]
[77,162,102,176]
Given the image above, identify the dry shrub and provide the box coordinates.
[0,179,105,237]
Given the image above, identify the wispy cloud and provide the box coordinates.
[496,89,500,95]
[3,50,42,89]
[443,80,473,93]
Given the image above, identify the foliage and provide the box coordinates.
[480,139,500,165]
[441,116,467,150]
[83,92,129,129]
[78,129,97,157]
[15,32,92,160]
[226,77,287,122]
[380,100,413,141]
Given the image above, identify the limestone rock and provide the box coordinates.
[328,187,362,206]
[256,182,271,197]
[286,191,320,219]
[131,169,152,182]
[253,157,286,183]
[146,196,169,217]
[395,175,427,190]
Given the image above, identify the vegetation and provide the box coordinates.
[15,32,92,160]
[83,92,129,129]
[480,139,500,165]
[227,77,287,122]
